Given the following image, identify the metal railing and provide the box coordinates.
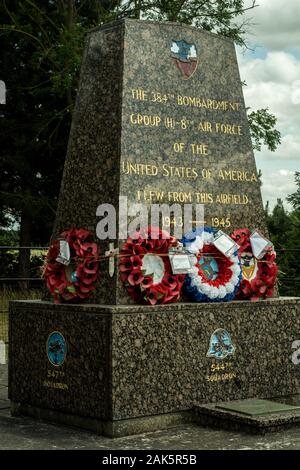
[0,245,48,284]
[0,246,48,352]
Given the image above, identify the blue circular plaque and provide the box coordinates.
[46,331,66,367]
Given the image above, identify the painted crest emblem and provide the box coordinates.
[46,331,67,367]
[199,256,219,281]
[207,328,235,360]
[171,39,198,80]
[240,251,257,281]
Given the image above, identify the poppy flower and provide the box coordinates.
[128,270,144,286]
[81,274,98,285]
[155,283,169,295]
[162,275,178,290]
[240,280,251,297]
[144,240,155,251]
[126,235,143,247]
[47,273,60,287]
[141,276,153,289]
[56,281,70,295]
[266,287,274,297]
[120,257,133,272]
[78,242,98,258]
[132,244,147,256]
[82,260,99,275]
[79,284,94,294]
[231,228,251,253]
[146,288,158,305]
[76,228,91,240]
[130,255,142,269]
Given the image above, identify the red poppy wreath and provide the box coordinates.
[120,226,186,305]
[231,228,278,300]
[44,228,100,303]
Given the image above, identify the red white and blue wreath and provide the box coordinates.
[120,226,186,305]
[181,227,242,302]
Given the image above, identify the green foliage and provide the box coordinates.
[0,247,45,280]
[0,228,19,246]
[248,108,281,152]
[118,0,258,47]
[47,24,85,98]
[267,197,300,297]
[287,172,300,209]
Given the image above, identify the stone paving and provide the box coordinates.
[1,365,300,450]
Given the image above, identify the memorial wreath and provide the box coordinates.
[44,228,100,303]
[120,226,186,305]
[231,228,278,300]
[182,227,242,302]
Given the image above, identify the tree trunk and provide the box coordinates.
[18,209,32,290]
[66,0,75,29]
[65,0,75,108]
[134,0,141,19]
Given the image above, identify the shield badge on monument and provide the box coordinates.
[240,251,258,281]
[171,39,198,80]
[207,329,235,360]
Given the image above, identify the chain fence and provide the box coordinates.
[0,246,48,364]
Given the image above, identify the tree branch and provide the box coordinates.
[24,0,61,32]
[0,26,46,51]
[169,0,189,22]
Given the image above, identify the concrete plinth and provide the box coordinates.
[8,298,300,437]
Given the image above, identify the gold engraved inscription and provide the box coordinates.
[216,194,249,205]
[190,143,209,155]
[218,169,257,182]
[130,114,161,127]
[162,164,198,179]
[136,189,249,205]
[206,362,236,382]
[215,122,242,135]
[43,380,68,390]
[177,95,241,111]
[43,369,68,390]
[195,193,214,204]
[122,161,198,179]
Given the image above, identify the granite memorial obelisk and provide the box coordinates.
[9,20,300,437]
[53,18,267,304]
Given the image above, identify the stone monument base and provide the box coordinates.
[9,298,300,437]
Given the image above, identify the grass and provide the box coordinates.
[0,287,41,343]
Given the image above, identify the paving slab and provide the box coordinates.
[216,399,300,416]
